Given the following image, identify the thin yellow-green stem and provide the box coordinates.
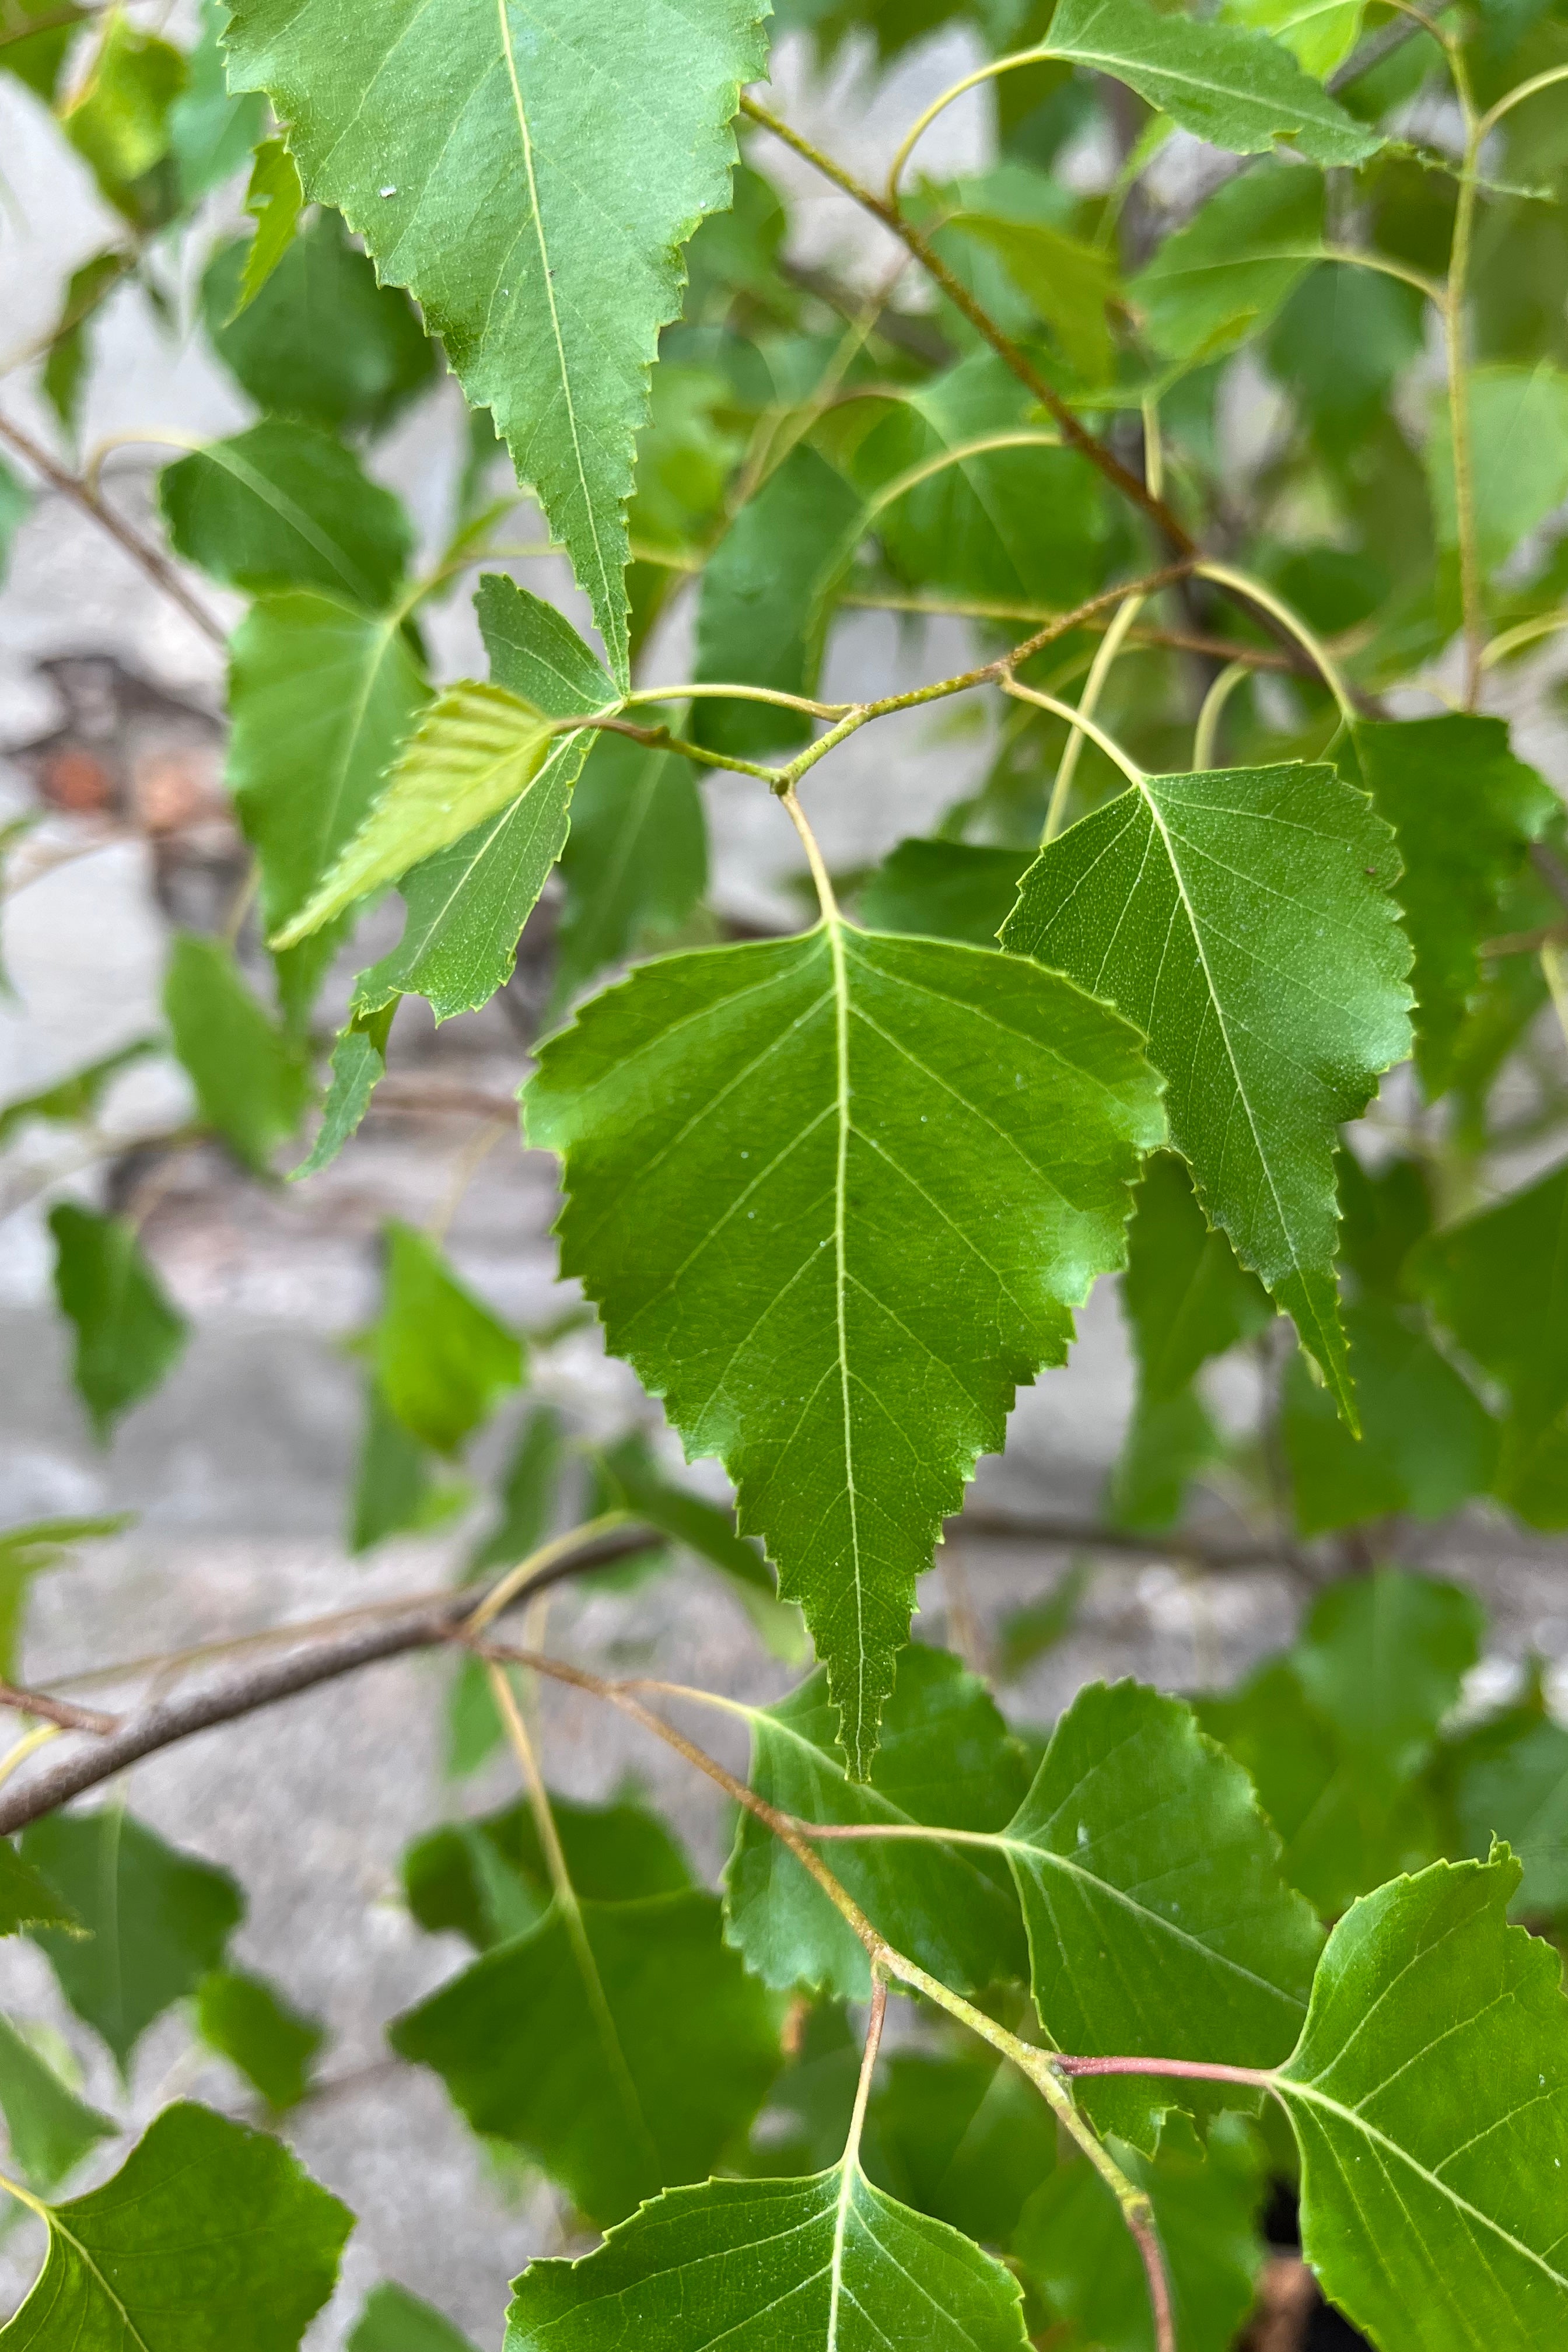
[1194,561,1356,719]
[80,427,205,496]
[780,786,842,923]
[0,1723,60,1792]
[465,1513,634,1636]
[1192,659,1252,770]
[0,2169,48,2221]
[1482,610,1568,668]
[626,681,851,721]
[1444,34,1486,708]
[1544,943,1568,1053]
[1044,593,1147,844]
[1141,394,1163,502]
[885,52,1042,204]
[1005,681,1148,788]
[1476,60,1568,142]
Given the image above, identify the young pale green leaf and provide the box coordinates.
[195,1967,324,2112]
[691,447,863,759]
[1276,1854,1568,2350]
[504,2165,1030,2352]
[0,2100,351,2351]
[348,1376,468,1556]
[404,1787,692,1954]
[159,421,412,608]
[164,933,312,1173]
[1353,716,1558,1094]
[1016,2112,1266,2352]
[0,1038,156,1147]
[167,0,265,203]
[859,840,1032,949]
[0,1842,80,1940]
[727,1644,1029,2000]
[48,1204,189,1442]
[391,1889,780,2224]
[204,211,436,436]
[1122,1153,1271,1405]
[59,12,185,215]
[274,682,556,951]
[366,1222,522,1457]
[1130,164,1324,362]
[349,2283,480,2352]
[290,1005,394,1181]
[229,135,303,317]
[1224,0,1363,75]
[1042,0,1379,164]
[1199,1658,1443,1919]
[1002,764,1413,1421]
[946,212,1116,380]
[1006,1680,1322,2150]
[1412,1159,1568,1528]
[1282,1299,1497,1535]
[1427,363,1568,572]
[227,591,431,1021]
[0,2014,113,2192]
[863,2048,1056,2248]
[21,1810,242,2070]
[527,925,1163,1774]
[223,0,770,687]
[552,734,706,1009]
[1454,1712,1568,1920]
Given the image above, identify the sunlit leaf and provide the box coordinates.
[363,1222,522,1457]
[228,135,304,317]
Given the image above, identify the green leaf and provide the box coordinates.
[1042,0,1379,164]
[1122,1153,1271,1404]
[1199,1657,1443,1919]
[0,0,86,102]
[1223,0,1363,75]
[159,421,412,607]
[1352,716,1558,1094]
[1002,763,1413,1421]
[0,1038,157,1147]
[1282,1298,1498,1534]
[348,1376,468,1555]
[863,2047,1057,2247]
[1428,362,1568,573]
[1006,1680,1322,2149]
[1130,163,1324,363]
[504,2166,1030,2351]
[41,253,131,440]
[0,2014,113,2192]
[690,447,863,759]
[0,1843,82,1940]
[274,682,555,951]
[204,211,436,436]
[859,840,1032,949]
[1276,1854,1568,2350]
[1107,1389,1223,1536]
[468,1404,563,1577]
[475,573,617,715]
[946,212,1116,380]
[0,1517,132,1682]
[167,0,266,202]
[726,1644,1029,2000]
[1336,1144,1432,1299]
[1454,1713,1568,1920]
[290,1004,395,1181]
[553,734,706,1008]
[222,0,772,687]
[60,11,186,216]
[593,1432,805,1656]
[365,1222,522,1457]
[1016,2111,1265,2352]
[842,353,1116,612]
[226,591,431,1020]
[404,1787,691,1954]
[0,2100,351,2350]
[391,1888,780,2224]
[348,2283,480,2352]
[195,1968,324,2112]
[228,136,304,318]
[1412,1158,1568,1528]
[48,1204,189,1441]
[164,933,312,1173]
[21,1810,242,2069]
[527,925,1163,1773]
[1291,1566,1483,1773]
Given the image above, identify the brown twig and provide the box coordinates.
[1481,920,1568,958]
[0,411,226,648]
[0,1681,118,1735]
[0,1522,654,1833]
